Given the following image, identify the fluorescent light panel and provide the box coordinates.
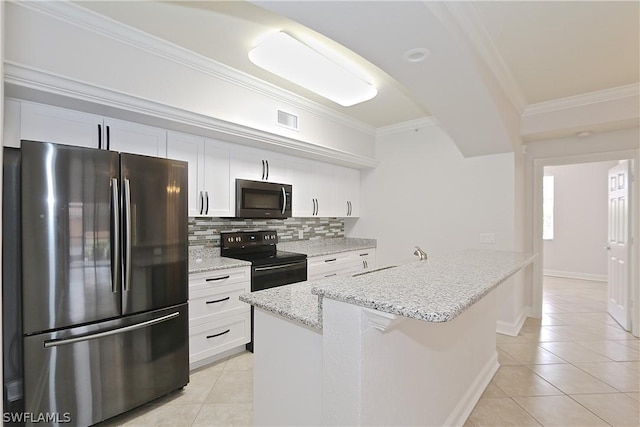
[249,32,377,107]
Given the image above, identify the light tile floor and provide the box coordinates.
[466,276,639,427]
[104,276,639,426]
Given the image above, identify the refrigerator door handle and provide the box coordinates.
[43,312,180,348]
[123,178,132,292]
[111,178,120,293]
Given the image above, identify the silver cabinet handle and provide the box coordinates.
[123,178,132,292]
[316,198,319,216]
[205,191,209,215]
[324,258,337,263]
[261,160,266,180]
[266,160,270,180]
[110,178,120,293]
[199,191,204,215]
[281,187,287,214]
[98,124,103,149]
[44,312,180,348]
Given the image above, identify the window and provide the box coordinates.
[542,175,554,240]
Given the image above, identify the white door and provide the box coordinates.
[202,138,233,217]
[607,161,632,330]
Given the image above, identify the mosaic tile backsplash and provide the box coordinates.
[188,217,345,249]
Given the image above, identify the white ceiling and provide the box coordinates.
[74,0,639,150]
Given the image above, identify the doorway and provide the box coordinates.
[531,150,639,337]
[542,161,617,323]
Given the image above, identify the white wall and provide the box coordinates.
[346,124,515,266]
[543,161,617,281]
[4,1,375,159]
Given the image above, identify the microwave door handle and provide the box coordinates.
[281,187,286,215]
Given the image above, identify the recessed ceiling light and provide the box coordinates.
[249,32,377,107]
[575,131,592,138]
[403,48,431,63]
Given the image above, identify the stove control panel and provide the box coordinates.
[221,230,278,249]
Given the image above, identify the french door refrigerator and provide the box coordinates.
[14,140,189,426]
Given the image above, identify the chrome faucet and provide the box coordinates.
[413,246,428,261]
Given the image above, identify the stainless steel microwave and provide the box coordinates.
[235,179,292,219]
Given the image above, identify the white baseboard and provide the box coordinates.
[496,307,530,337]
[189,345,246,371]
[544,270,607,282]
[444,351,499,427]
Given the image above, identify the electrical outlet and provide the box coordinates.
[479,233,496,244]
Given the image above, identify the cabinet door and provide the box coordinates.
[346,168,361,217]
[203,138,233,217]
[167,131,205,217]
[312,162,335,217]
[3,99,21,148]
[334,167,361,218]
[105,118,167,157]
[287,158,315,217]
[21,101,101,149]
[231,146,287,183]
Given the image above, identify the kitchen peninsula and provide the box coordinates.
[240,249,535,426]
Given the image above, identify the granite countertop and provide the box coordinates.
[188,237,376,273]
[278,237,376,257]
[239,249,535,330]
[189,248,250,273]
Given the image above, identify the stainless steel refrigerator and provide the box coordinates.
[5,140,189,426]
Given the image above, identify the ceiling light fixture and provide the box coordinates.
[248,31,377,107]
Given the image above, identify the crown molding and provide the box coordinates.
[14,0,376,137]
[523,83,640,117]
[5,62,379,169]
[440,2,528,114]
[376,117,438,137]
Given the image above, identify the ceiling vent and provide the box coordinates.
[277,110,299,131]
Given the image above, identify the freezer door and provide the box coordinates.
[23,304,189,426]
[21,141,121,334]
[121,153,188,315]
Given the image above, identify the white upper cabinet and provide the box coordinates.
[104,118,167,157]
[230,145,287,184]
[20,101,167,157]
[3,99,21,148]
[334,166,361,218]
[288,158,343,218]
[167,131,232,217]
[167,131,204,217]
[21,101,102,149]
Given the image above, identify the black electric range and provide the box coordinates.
[221,230,307,351]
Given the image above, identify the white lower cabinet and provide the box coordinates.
[307,249,376,281]
[188,266,251,369]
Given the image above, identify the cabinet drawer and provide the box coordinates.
[189,267,249,291]
[189,282,249,326]
[189,314,250,365]
[307,253,353,277]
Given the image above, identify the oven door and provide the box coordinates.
[251,259,307,291]
[236,179,292,219]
